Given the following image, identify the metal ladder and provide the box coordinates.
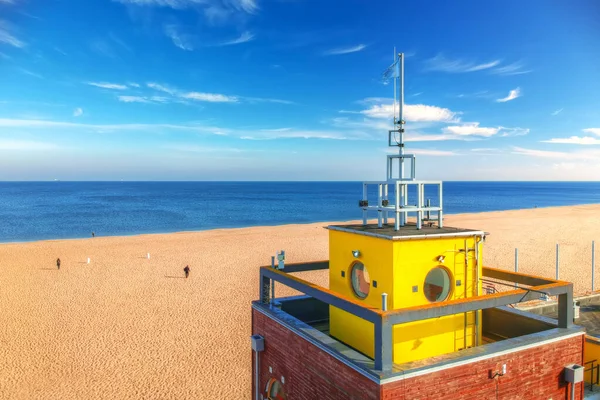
[455,239,479,351]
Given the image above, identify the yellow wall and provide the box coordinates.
[584,336,600,383]
[329,229,483,364]
[329,230,393,358]
[392,236,482,363]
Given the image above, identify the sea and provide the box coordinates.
[1,181,599,243]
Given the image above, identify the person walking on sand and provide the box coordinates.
[184,265,190,279]
[56,258,61,270]
[92,231,95,238]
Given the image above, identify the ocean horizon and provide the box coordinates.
[1,181,599,243]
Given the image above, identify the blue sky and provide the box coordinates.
[1,0,599,181]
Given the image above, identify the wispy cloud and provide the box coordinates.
[496,87,521,102]
[491,62,532,76]
[0,20,25,48]
[542,136,600,145]
[73,108,84,117]
[218,31,255,46]
[181,92,238,102]
[144,82,290,104]
[114,0,257,12]
[147,82,178,95]
[0,118,230,135]
[18,68,43,79]
[0,139,59,151]
[87,82,129,90]
[128,82,141,88]
[512,146,600,160]
[164,24,194,51]
[323,44,367,56]
[542,128,600,145]
[551,108,564,116]
[442,123,529,138]
[424,54,500,73]
[384,148,458,156]
[583,128,600,136]
[358,101,459,123]
[243,96,295,105]
[443,123,499,137]
[118,95,152,103]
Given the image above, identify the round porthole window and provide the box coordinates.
[351,262,370,299]
[266,378,286,400]
[424,267,451,302]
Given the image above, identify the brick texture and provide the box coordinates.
[381,334,585,400]
[252,308,379,400]
[252,308,585,400]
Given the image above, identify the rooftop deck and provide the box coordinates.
[257,260,580,379]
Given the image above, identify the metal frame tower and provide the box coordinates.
[359,51,444,230]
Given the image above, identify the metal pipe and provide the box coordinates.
[593,240,596,292]
[362,183,367,225]
[382,293,388,311]
[399,52,404,183]
[377,184,383,228]
[556,243,560,280]
[515,248,519,289]
[383,184,388,224]
[474,236,480,346]
[254,350,260,400]
[571,381,575,400]
[427,199,431,220]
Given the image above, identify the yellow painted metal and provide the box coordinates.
[329,229,483,364]
[584,336,600,384]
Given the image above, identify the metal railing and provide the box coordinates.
[258,260,574,372]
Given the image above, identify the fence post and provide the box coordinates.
[515,248,519,289]
[593,240,596,292]
[556,243,559,280]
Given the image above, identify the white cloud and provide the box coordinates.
[118,95,152,103]
[0,139,58,151]
[443,123,499,137]
[128,82,141,88]
[424,54,500,73]
[182,92,238,103]
[218,31,255,46]
[164,24,194,51]
[542,136,600,145]
[114,0,258,17]
[0,20,25,48]
[551,108,563,116]
[512,146,600,160]
[243,96,294,105]
[323,44,367,56]
[583,128,600,136]
[147,82,178,95]
[542,129,600,145]
[496,87,521,102]
[360,102,458,122]
[73,108,84,117]
[491,62,532,76]
[400,148,458,156]
[0,118,229,135]
[87,82,128,90]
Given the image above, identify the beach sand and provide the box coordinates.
[1,204,599,399]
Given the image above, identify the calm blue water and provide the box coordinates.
[0,181,599,243]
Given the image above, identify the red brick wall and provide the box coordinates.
[381,334,585,400]
[252,307,380,400]
[252,307,584,400]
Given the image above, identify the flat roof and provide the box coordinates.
[327,222,484,241]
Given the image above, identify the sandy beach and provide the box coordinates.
[1,204,599,399]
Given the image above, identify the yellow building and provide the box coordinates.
[328,223,485,364]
